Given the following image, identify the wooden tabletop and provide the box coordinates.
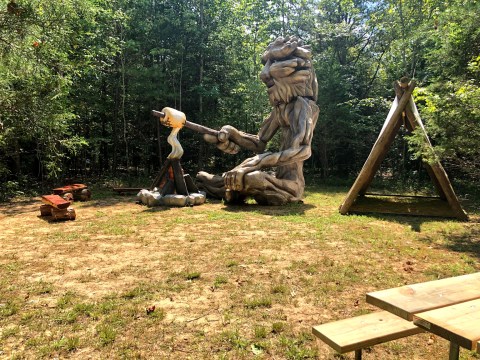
[413,298,480,351]
[366,272,480,320]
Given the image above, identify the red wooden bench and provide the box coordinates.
[40,195,76,221]
[53,183,91,201]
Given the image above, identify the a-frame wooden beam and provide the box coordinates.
[339,80,468,221]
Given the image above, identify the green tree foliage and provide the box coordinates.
[0,0,478,197]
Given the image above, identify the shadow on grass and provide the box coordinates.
[346,211,480,259]
[75,195,138,209]
[0,199,39,216]
[440,226,480,260]
[221,201,316,216]
[345,212,440,232]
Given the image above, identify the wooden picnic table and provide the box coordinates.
[414,298,480,358]
[366,272,480,359]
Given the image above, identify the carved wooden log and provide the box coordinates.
[40,204,53,217]
[51,207,76,221]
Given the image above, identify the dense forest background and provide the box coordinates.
[0,0,479,198]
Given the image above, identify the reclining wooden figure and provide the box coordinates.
[155,36,319,205]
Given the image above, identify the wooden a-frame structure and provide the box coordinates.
[339,79,468,221]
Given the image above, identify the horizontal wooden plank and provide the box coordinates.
[367,272,480,321]
[41,195,70,210]
[414,299,480,350]
[312,311,423,353]
[53,184,87,194]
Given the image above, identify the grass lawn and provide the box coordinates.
[0,185,479,359]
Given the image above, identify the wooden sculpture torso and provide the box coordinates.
[196,36,319,205]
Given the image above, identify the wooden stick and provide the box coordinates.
[152,110,219,137]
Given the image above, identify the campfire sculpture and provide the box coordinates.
[198,36,319,205]
[138,107,206,207]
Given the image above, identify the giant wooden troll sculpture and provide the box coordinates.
[196,36,319,205]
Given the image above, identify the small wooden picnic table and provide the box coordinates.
[366,272,480,360]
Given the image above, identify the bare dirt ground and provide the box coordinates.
[0,189,479,359]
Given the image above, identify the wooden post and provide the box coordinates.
[355,349,362,360]
[339,81,416,214]
[449,342,460,360]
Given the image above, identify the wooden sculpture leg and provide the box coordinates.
[196,170,302,206]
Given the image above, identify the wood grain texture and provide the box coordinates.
[413,299,480,350]
[312,311,423,353]
[41,195,70,210]
[367,272,480,321]
[52,184,87,195]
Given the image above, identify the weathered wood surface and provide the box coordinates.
[51,207,76,221]
[196,36,319,205]
[184,174,199,193]
[53,184,87,195]
[41,195,71,210]
[150,159,172,190]
[39,204,53,216]
[312,311,423,353]
[339,81,416,214]
[171,159,188,196]
[414,298,480,350]
[339,80,468,221]
[366,272,480,321]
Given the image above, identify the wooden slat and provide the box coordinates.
[414,299,480,350]
[52,184,87,194]
[367,272,480,321]
[477,341,479,354]
[312,311,422,353]
[41,195,70,210]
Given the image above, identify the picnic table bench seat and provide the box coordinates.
[312,311,423,359]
